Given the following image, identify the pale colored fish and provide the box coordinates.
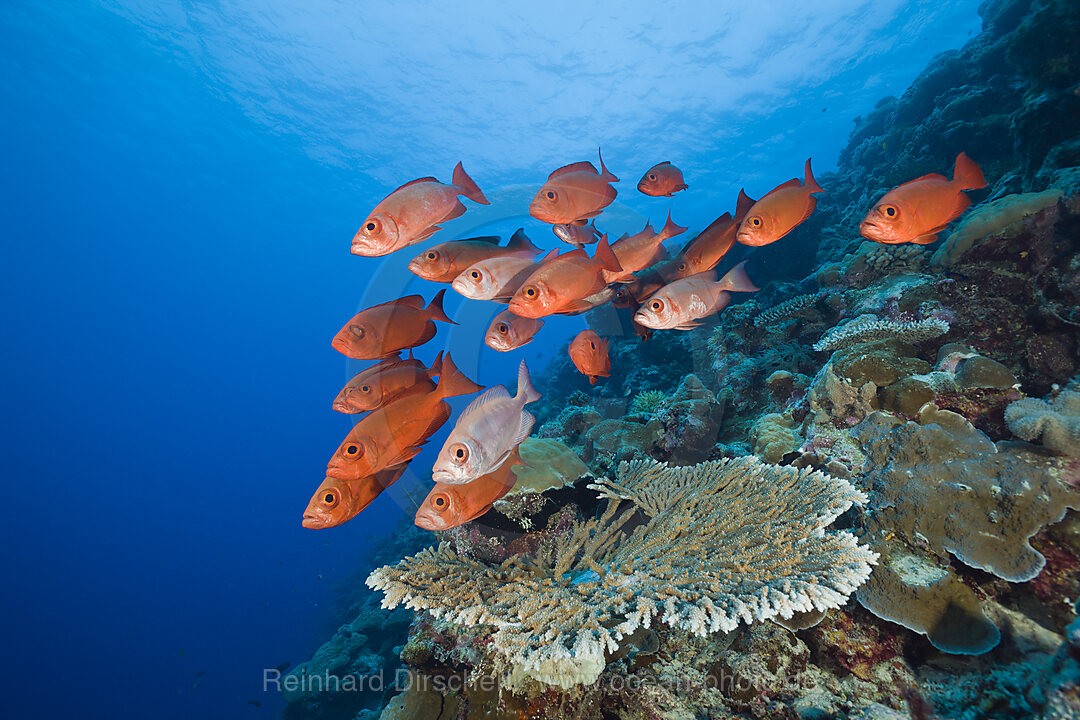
[484,309,544,351]
[431,360,541,484]
[553,220,601,248]
[452,249,557,301]
[633,261,759,330]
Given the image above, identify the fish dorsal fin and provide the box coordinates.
[461,384,512,420]
[538,249,560,263]
[391,177,439,194]
[466,236,502,245]
[772,178,802,192]
[559,248,590,261]
[506,229,541,255]
[659,160,673,166]
[735,190,756,222]
[897,173,948,188]
[548,161,598,180]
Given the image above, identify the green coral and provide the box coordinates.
[629,390,668,415]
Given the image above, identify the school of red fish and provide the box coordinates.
[303,150,986,530]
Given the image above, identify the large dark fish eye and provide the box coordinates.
[749,216,762,227]
[349,325,364,338]
[545,190,557,201]
[323,491,338,506]
[345,444,361,456]
[360,385,371,393]
[648,173,656,181]
[470,270,480,280]
[589,341,596,350]
[524,286,537,298]
[884,204,898,217]
[651,299,664,312]
[426,251,438,261]
[365,220,378,233]
[498,323,509,333]
[433,494,449,510]
[450,443,469,463]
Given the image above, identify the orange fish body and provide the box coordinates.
[485,309,544,351]
[530,150,619,225]
[452,250,554,301]
[332,290,454,360]
[604,212,687,284]
[351,163,490,257]
[325,354,482,481]
[508,236,623,318]
[637,161,688,197]
[633,262,759,330]
[332,353,442,414]
[407,229,540,283]
[568,329,610,384]
[553,219,601,248]
[859,152,987,245]
[736,159,823,246]
[302,465,407,529]
[415,449,522,530]
[671,190,755,280]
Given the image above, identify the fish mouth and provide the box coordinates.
[858,221,884,240]
[414,509,446,531]
[331,399,355,414]
[406,260,429,278]
[431,469,460,484]
[302,513,328,529]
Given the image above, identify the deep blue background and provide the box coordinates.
[0,2,981,718]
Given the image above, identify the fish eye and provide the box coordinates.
[344,444,361,456]
[589,341,595,350]
[678,262,687,272]
[322,490,339,507]
[498,323,509,333]
[364,219,379,234]
[650,299,664,312]
[749,216,762,228]
[450,443,469,464]
[349,325,364,338]
[883,204,898,217]
[470,270,481,280]
[426,251,438,261]
[648,173,656,181]
[432,493,450,511]
[545,190,557,201]
[524,286,537,298]
[360,384,371,393]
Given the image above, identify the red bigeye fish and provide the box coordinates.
[325,354,483,481]
[633,261,759,330]
[529,150,619,225]
[859,152,987,245]
[736,159,824,247]
[452,249,556,302]
[415,448,523,531]
[332,352,442,414]
[407,229,541,283]
[553,219,601,249]
[351,162,490,257]
[508,236,623,318]
[637,161,688,197]
[484,309,544,352]
[432,360,540,484]
[603,211,687,284]
[670,190,755,280]
[332,289,454,360]
[302,464,407,529]
[568,329,610,384]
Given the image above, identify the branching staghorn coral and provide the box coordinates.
[367,457,877,689]
[753,293,818,327]
[813,314,949,352]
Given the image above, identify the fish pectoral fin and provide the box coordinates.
[673,321,704,330]
[796,195,819,225]
[558,299,596,314]
[576,209,603,220]
[442,199,468,224]
[413,226,442,244]
[910,233,941,245]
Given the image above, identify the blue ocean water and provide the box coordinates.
[0,2,985,718]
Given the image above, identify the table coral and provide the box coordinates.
[367,457,877,690]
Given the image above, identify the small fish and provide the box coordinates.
[568,329,610,384]
[553,219,602,248]
[452,248,557,301]
[485,309,544,352]
[275,661,292,673]
[332,353,440,414]
[351,162,490,256]
[637,161,688,196]
[530,150,619,225]
[603,211,687,284]
[736,159,824,246]
[407,229,540,283]
[634,261,759,330]
[248,700,262,708]
[302,465,407,528]
[670,190,755,280]
[325,354,483,481]
[432,360,540,484]
[859,152,987,245]
[416,448,524,530]
[331,290,454,360]
[508,236,623,318]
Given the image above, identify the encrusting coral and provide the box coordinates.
[813,314,950,352]
[1006,387,1080,456]
[367,456,877,690]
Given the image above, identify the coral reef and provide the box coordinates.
[1006,387,1080,456]
[814,315,950,352]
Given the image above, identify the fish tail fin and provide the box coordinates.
[435,353,484,399]
[516,359,542,405]
[803,158,823,194]
[426,288,456,324]
[506,228,541,255]
[593,234,624,274]
[597,148,619,183]
[427,351,444,378]
[735,189,756,222]
[953,152,986,191]
[716,260,759,293]
[452,162,490,205]
[659,210,688,241]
